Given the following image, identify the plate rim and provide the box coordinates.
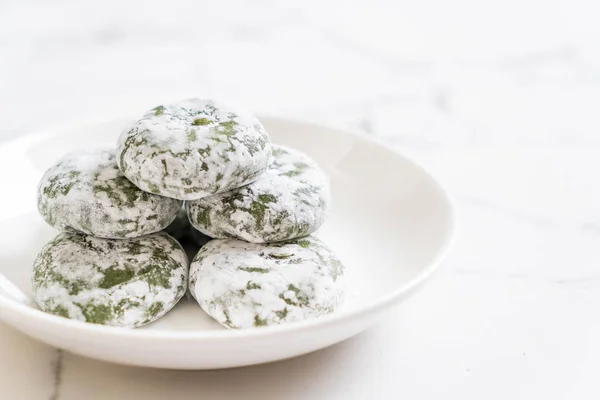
[0,115,457,341]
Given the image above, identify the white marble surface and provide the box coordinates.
[1,0,599,399]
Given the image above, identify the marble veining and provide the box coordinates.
[0,0,598,399]
[50,350,63,400]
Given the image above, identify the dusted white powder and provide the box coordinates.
[187,145,330,243]
[32,232,189,328]
[189,236,345,329]
[37,148,181,239]
[116,98,271,200]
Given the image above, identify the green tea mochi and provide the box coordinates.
[187,145,330,243]
[189,236,345,329]
[37,148,181,239]
[116,98,271,200]
[32,232,188,328]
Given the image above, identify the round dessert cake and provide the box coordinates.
[37,148,181,239]
[187,145,330,243]
[32,232,189,328]
[116,98,271,200]
[189,236,345,329]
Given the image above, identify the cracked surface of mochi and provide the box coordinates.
[32,232,188,328]
[116,98,271,200]
[189,237,345,329]
[187,145,330,243]
[37,148,181,239]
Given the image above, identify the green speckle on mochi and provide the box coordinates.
[193,205,212,228]
[151,246,173,263]
[34,258,87,296]
[197,146,211,157]
[77,303,114,325]
[223,310,236,329]
[267,253,294,260]
[218,120,237,136]
[115,298,141,316]
[127,241,144,255]
[254,314,268,327]
[294,185,319,197]
[272,147,287,156]
[187,129,197,141]
[153,105,165,116]
[282,162,310,177]
[297,239,311,248]
[192,117,212,126]
[237,267,270,274]
[248,201,268,230]
[257,193,277,204]
[329,257,344,282]
[119,130,150,171]
[92,175,148,208]
[275,307,289,319]
[215,120,239,152]
[98,265,136,289]
[144,301,164,320]
[139,264,172,289]
[42,174,77,198]
[242,134,268,156]
[279,284,310,307]
[223,192,244,210]
[46,303,70,318]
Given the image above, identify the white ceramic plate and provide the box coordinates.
[0,117,455,369]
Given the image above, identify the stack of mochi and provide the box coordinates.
[33,98,346,329]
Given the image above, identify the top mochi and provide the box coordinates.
[116,98,272,200]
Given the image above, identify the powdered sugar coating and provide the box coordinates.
[189,237,345,329]
[37,148,181,239]
[116,98,271,200]
[187,145,330,243]
[32,232,188,328]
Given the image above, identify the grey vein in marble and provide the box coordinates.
[49,350,63,400]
